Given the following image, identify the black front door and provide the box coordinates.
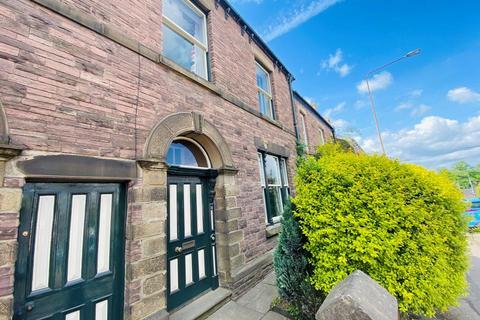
[167,168,218,311]
[13,183,126,320]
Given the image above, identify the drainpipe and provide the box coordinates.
[288,75,299,141]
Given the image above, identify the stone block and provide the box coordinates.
[230,254,245,270]
[143,273,165,296]
[142,237,165,257]
[143,170,167,187]
[0,241,16,266]
[127,255,166,280]
[0,188,22,213]
[0,296,12,320]
[316,270,399,320]
[142,201,167,223]
[127,221,165,240]
[228,230,244,244]
[129,291,166,320]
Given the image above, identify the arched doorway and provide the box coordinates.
[142,112,237,311]
[165,137,218,311]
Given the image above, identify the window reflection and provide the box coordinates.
[167,139,210,168]
[162,0,208,78]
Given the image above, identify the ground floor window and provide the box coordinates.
[258,152,290,224]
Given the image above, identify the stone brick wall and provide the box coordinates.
[0,0,299,318]
[0,174,23,320]
[59,0,163,52]
[295,96,334,154]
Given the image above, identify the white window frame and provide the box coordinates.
[258,152,290,224]
[300,112,309,148]
[319,128,326,145]
[255,62,274,119]
[162,0,209,79]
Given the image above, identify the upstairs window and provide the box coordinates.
[300,112,309,148]
[162,0,208,79]
[258,153,289,224]
[256,62,274,119]
[319,128,326,145]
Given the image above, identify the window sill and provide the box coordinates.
[266,222,281,238]
[31,0,297,139]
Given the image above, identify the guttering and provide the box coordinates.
[288,76,299,140]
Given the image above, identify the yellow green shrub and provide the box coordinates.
[292,145,469,317]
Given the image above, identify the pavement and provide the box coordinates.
[207,273,287,320]
[443,233,480,320]
[208,234,480,320]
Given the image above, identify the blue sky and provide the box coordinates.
[228,0,480,169]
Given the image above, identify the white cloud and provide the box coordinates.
[262,0,342,42]
[409,89,423,97]
[410,104,431,117]
[324,101,346,118]
[359,115,480,168]
[354,99,368,110]
[447,87,480,104]
[357,71,393,94]
[331,118,349,130]
[321,49,352,77]
[394,102,431,117]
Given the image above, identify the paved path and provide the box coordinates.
[207,273,287,320]
[209,234,480,320]
[443,234,480,320]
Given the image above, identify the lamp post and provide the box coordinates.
[365,48,421,155]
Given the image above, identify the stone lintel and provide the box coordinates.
[254,137,290,158]
[16,154,136,181]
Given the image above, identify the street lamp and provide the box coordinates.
[365,48,421,155]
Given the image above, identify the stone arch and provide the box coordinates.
[0,100,9,144]
[144,112,235,170]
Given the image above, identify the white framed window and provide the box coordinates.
[162,0,208,79]
[258,153,290,224]
[300,112,308,148]
[319,128,326,145]
[256,62,274,119]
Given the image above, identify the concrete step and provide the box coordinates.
[170,288,232,320]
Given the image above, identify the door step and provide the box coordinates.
[170,288,232,320]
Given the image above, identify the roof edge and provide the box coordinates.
[293,91,334,131]
[219,0,294,80]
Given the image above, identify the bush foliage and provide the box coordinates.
[292,144,469,317]
[274,201,324,319]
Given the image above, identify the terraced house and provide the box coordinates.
[0,0,335,319]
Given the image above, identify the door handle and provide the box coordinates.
[175,247,183,253]
[211,234,216,242]
[26,302,34,312]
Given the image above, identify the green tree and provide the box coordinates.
[294,144,469,317]
[440,161,480,189]
[274,202,324,320]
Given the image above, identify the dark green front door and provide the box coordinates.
[167,168,218,311]
[13,183,126,320]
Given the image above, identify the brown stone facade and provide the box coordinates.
[294,92,335,154]
[0,0,335,319]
